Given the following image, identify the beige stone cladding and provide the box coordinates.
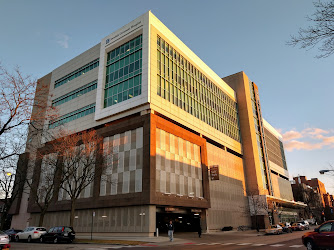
[148,12,241,155]
[45,44,100,138]
[95,12,150,122]
[270,173,294,200]
[263,119,293,200]
[206,142,251,230]
[223,72,268,195]
[100,127,143,196]
[29,205,156,235]
[46,14,150,140]
[155,128,203,198]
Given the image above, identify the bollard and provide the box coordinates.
[156,228,159,237]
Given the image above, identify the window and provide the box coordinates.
[156,35,240,142]
[55,59,99,88]
[319,223,333,232]
[49,103,96,129]
[52,80,97,106]
[104,35,143,108]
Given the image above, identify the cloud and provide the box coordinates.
[55,33,70,49]
[280,127,334,152]
[284,140,322,152]
[282,130,302,141]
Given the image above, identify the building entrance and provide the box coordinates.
[156,207,201,232]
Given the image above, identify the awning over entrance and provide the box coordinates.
[266,195,307,208]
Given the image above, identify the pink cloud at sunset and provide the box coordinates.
[280,128,334,152]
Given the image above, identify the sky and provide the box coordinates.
[1,0,333,193]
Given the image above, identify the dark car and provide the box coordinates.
[4,229,23,241]
[40,226,75,243]
[302,220,334,250]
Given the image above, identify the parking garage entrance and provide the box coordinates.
[156,207,202,232]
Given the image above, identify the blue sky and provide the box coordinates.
[1,0,333,193]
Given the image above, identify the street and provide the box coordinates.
[8,229,308,249]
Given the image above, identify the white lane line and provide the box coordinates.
[289,245,303,248]
[270,244,285,247]
[207,243,221,245]
[221,243,235,245]
[237,243,251,245]
[252,244,267,246]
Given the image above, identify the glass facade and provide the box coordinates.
[52,80,97,106]
[49,103,95,129]
[157,36,240,142]
[249,81,270,190]
[104,35,142,108]
[55,59,99,88]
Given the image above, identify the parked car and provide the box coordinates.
[4,229,22,242]
[0,230,9,248]
[279,222,292,233]
[291,222,305,231]
[265,224,283,235]
[40,226,75,243]
[302,220,334,250]
[15,227,47,242]
[297,220,310,230]
[306,218,316,225]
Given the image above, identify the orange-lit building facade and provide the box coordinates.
[11,12,305,234]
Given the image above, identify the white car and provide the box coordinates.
[265,224,283,235]
[16,227,47,242]
[0,230,9,246]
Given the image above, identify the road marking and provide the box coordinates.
[270,244,285,247]
[252,244,267,246]
[221,243,235,245]
[207,243,221,245]
[289,245,303,248]
[237,243,251,245]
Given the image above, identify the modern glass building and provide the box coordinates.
[11,11,305,235]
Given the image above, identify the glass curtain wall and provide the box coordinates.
[104,35,143,108]
[157,36,240,142]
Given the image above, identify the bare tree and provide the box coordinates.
[247,191,269,231]
[0,157,25,230]
[56,130,104,227]
[0,63,56,161]
[288,1,334,58]
[26,151,62,226]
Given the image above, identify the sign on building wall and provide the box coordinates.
[210,165,219,180]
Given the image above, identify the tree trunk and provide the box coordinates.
[0,211,8,230]
[70,199,76,227]
[39,209,46,226]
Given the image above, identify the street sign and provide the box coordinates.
[210,165,219,180]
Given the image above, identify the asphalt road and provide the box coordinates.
[8,230,308,249]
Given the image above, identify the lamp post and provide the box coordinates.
[91,211,95,240]
[319,170,334,174]
[139,212,145,233]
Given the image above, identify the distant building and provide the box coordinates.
[11,11,305,235]
[291,176,334,222]
[293,176,328,207]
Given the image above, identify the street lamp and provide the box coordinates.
[319,170,334,174]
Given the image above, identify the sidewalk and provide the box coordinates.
[75,229,266,246]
